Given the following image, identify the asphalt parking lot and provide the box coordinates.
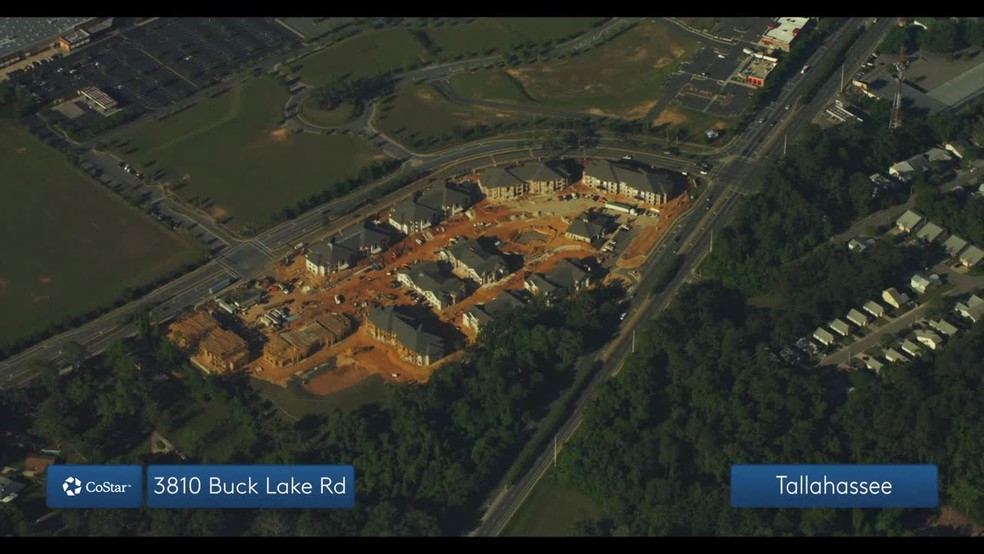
[7,18,300,139]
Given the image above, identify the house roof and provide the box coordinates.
[865,357,884,371]
[585,160,680,197]
[483,290,526,314]
[896,210,924,231]
[813,327,836,343]
[943,235,969,257]
[829,319,851,335]
[900,339,923,356]
[307,241,354,267]
[915,329,943,347]
[960,245,984,266]
[863,300,886,317]
[390,196,441,226]
[910,273,936,290]
[527,273,559,295]
[399,261,465,300]
[846,308,869,325]
[447,238,508,277]
[567,210,616,240]
[884,348,908,362]
[916,222,945,242]
[929,319,959,336]
[336,224,391,252]
[506,160,572,183]
[544,258,590,290]
[946,138,974,157]
[417,183,474,212]
[480,166,525,189]
[367,305,444,361]
[925,147,953,163]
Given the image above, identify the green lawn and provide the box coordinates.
[251,374,386,419]
[449,70,533,104]
[296,27,429,85]
[465,20,699,119]
[0,120,204,353]
[502,476,601,536]
[375,84,529,152]
[167,401,255,463]
[113,77,384,233]
[426,17,607,59]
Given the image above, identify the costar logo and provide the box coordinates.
[63,476,83,497]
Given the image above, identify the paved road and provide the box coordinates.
[472,16,889,537]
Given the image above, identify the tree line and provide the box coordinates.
[558,280,984,535]
[2,285,625,536]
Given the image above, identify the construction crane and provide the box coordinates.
[890,19,907,131]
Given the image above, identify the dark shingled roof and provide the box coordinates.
[585,160,679,196]
[480,160,571,188]
[308,224,391,267]
[448,238,507,276]
[391,183,474,227]
[544,258,590,290]
[567,211,615,240]
[367,305,445,361]
[399,261,465,301]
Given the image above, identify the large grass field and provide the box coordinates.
[426,18,607,59]
[0,120,203,353]
[375,84,531,152]
[295,19,607,87]
[453,20,699,119]
[295,27,429,85]
[114,77,384,233]
[502,476,601,536]
[449,70,533,104]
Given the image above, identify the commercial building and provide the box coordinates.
[440,238,510,286]
[79,86,118,111]
[744,56,777,87]
[0,17,93,69]
[57,18,113,52]
[365,305,445,367]
[757,17,812,53]
[397,261,467,310]
[583,160,681,205]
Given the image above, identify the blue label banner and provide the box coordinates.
[46,465,143,509]
[731,464,938,508]
[146,465,355,508]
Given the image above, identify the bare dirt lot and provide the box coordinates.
[196,173,690,397]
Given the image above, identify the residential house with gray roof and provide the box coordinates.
[365,305,445,367]
[440,238,511,286]
[397,261,466,310]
